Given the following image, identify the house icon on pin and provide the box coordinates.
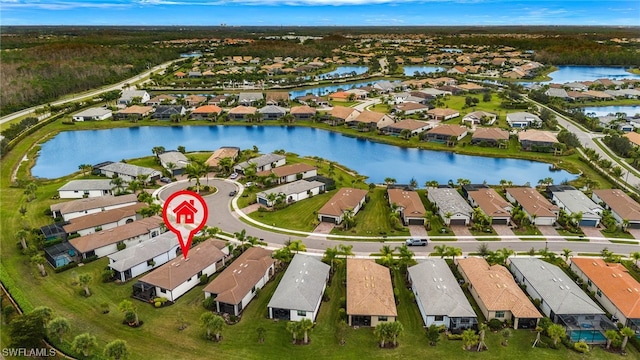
[173,200,198,224]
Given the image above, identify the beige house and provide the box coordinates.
[347,259,397,327]
[457,257,541,329]
[328,106,360,126]
[505,187,558,226]
[427,108,460,121]
[467,188,512,225]
[348,110,394,130]
[228,105,257,120]
[205,147,240,168]
[317,188,367,224]
[388,188,426,225]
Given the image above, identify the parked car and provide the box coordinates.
[229,173,239,179]
[245,182,254,187]
[405,238,428,246]
[160,177,172,184]
[229,190,237,197]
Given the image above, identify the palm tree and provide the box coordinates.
[185,162,206,193]
[234,229,247,250]
[47,316,71,342]
[462,328,479,351]
[137,173,150,187]
[384,177,397,186]
[299,318,314,344]
[425,180,439,188]
[31,254,47,277]
[562,248,572,262]
[200,312,224,341]
[126,180,142,194]
[110,176,125,194]
[72,333,98,357]
[546,324,565,346]
[433,244,448,258]
[323,246,340,271]
[78,273,92,296]
[152,146,166,160]
[218,157,234,175]
[396,244,415,270]
[605,329,620,349]
[338,244,354,259]
[622,219,630,233]
[15,229,28,250]
[631,251,640,267]
[286,320,301,343]
[342,209,355,230]
[378,245,396,268]
[103,339,129,360]
[288,240,306,254]
[78,164,93,176]
[620,326,635,351]
[446,246,462,263]
[388,321,404,347]
[118,300,139,326]
[374,322,391,348]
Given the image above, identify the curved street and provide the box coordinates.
[157,178,639,257]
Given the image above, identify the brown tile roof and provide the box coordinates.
[69,216,163,253]
[256,163,316,178]
[318,188,368,217]
[388,189,426,218]
[592,189,640,222]
[393,102,429,112]
[203,247,274,304]
[517,130,558,144]
[290,105,316,115]
[505,187,558,218]
[149,94,176,103]
[458,83,485,91]
[330,106,359,120]
[427,108,460,117]
[228,105,257,115]
[427,124,467,137]
[468,188,512,218]
[457,258,541,319]
[571,258,640,319]
[347,259,397,317]
[265,92,290,102]
[205,147,240,167]
[472,127,509,141]
[118,105,153,115]
[51,194,138,215]
[185,95,207,104]
[328,91,350,99]
[192,105,222,114]
[354,110,387,124]
[139,240,227,290]
[625,132,640,146]
[385,119,430,131]
[63,203,146,233]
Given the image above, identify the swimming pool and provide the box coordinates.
[570,330,607,343]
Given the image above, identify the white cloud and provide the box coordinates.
[0,1,131,10]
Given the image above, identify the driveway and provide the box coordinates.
[408,225,428,239]
[492,224,514,238]
[537,225,563,241]
[450,225,473,239]
[628,229,640,240]
[581,226,608,243]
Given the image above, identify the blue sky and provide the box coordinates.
[1,0,639,26]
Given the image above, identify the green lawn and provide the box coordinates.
[248,192,334,231]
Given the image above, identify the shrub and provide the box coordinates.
[154,302,162,308]
[199,274,208,285]
[81,255,98,264]
[101,268,115,283]
[447,334,463,340]
[488,318,503,331]
[203,296,216,310]
[116,242,126,251]
[54,262,78,273]
[574,340,589,353]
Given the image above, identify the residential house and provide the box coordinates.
[510,258,614,344]
[238,92,264,106]
[190,105,222,120]
[153,105,187,120]
[506,112,541,128]
[205,147,240,169]
[188,71,202,78]
[208,95,231,106]
[462,111,497,126]
[458,83,486,92]
[57,180,113,199]
[408,260,477,331]
[382,119,432,136]
[545,88,571,100]
[97,162,161,183]
[447,66,467,75]
[51,193,138,221]
[328,106,360,126]
[427,188,473,226]
[234,153,286,174]
[256,180,325,207]
[258,105,287,120]
[457,257,542,329]
[348,110,394,131]
[317,188,368,224]
[518,130,559,151]
[505,187,558,226]
[44,241,78,268]
[135,240,229,302]
[184,95,207,107]
[571,258,640,335]
[296,95,328,107]
[471,127,510,146]
[625,132,640,147]
[118,90,150,105]
[268,254,330,321]
[116,105,154,120]
[265,92,290,106]
[388,188,426,225]
[392,102,429,115]
[69,216,164,260]
[203,247,275,316]
[158,151,189,176]
[467,188,512,225]
[63,203,145,237]
[592,189,640,229]
[373,80,399,93]
[228,105,257,121]
[424,125,468,143]
[418,88,450,97]
[147,94,177,106]
[108,231,181,282]
[427,108,460,121]
[256,163,317,185]
[345,88,369,100]
[290,105,316,120]
[550,186,603,227]
[347,259,397,327]
[72,107,112,122]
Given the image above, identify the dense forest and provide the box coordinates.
[216,35,351,58]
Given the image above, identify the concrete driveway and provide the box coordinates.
[581,226,608,243]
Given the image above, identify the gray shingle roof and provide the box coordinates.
[408,259,477,318]
[257,180,325,198]
[509,258,604,316]
[428,188,473,215]
[267,254,330,312]
[73,107,112,118]
[58,179,113,192]
[258,105,287,114]
[98,162,160,178]
[108,232,179,272]
[236,153,286,170]
[552,189,602,220]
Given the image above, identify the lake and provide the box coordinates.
[33,126,573,185]
[318,66,369,79]
[289,81,372,98]
[403,66,446,76]
[544,66,640,84]
[581,105,640,118]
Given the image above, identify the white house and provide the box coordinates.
[427,188,473,226]
[63,202,145,237]
[97,162,162,183]
[118,90,150,105]
[108,232,181,282]
[256,163,317,185]
[57,179,114,199]
[203,247,275,316]
[317,188,368,224]
[256,180,325,207]
[268,254,330,321]
[135,240,229,302]
[234,153,286,174]
[158,151,189,176]
[550,186,603,227]
[506,112,542,128]
[51,193,138,221]
[72,107,112,121]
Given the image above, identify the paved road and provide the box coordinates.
[0,58,183,126]
[157,179,639,256]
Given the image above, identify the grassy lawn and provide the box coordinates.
[601,229,635,239]
[513,225,543,236]
[610,240,639,245]
[248,192,333,231]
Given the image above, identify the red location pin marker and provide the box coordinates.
[162,190,209,259]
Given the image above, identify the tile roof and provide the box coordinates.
[257,180,325,198]
[624,132,640,147]
[228,105,257,114]
[119,105,153,115]
[354,110,387,123]
[256,163,315,178]
[427,124,468,137]
[472,127,509,141]
[63,203,146,234]
[236,153,286,169]
[51,194,138,216]
[384,119,431,131]
[552,189,602,219]
[457,258,541,319]
[571,257,640,319]
[139,240,227,290]
[592,189,640,222]
[290,105,316,115]
[205,147,240,167]
[192,105,222,114]
[388,189,426,218]
[427,108,460,117]
[330,106,359,120]
[267,254,330,312]
[347,259,397,317]
[203,247,274,304]
[393,102,429,112]
[318,188,368,217]
[428,188,473,216]
[505,187,558,218]
[69,216,163,253]
[468,188,512,218]
[518,130,559,144]
[98,162,160,178]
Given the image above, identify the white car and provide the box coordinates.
[229,173,239,179]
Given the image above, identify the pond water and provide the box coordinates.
[581,105,640,118]
[289,81,372,98]
[33,126,573,186]
[403,66,446,76]
[318,66,369,79]
[544,66,640,84]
